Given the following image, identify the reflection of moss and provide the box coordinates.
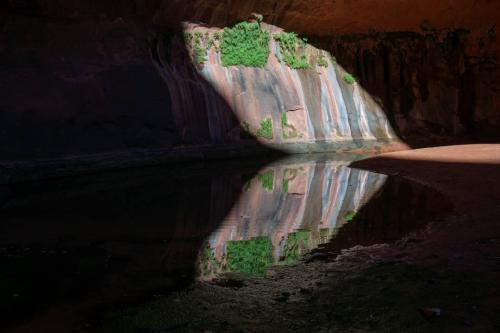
[282,168,295,193]
[282,179,289,193]
[257,170,274,191]
[199,245,221,277]
[281,230,311,264]
[256,118,273,139]
[226,237,274,276]
[344,211,356,222]
[319,228,331,243]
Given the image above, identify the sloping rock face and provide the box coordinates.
[155,23,396,146]
[0,11,396,160]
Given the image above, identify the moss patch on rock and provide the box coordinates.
[221,21,270,67]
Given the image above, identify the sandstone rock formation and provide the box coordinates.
[0,1,498,160]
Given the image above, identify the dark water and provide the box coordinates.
[0,154,449,331]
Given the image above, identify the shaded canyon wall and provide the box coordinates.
[1,1,498,161]
[0,10,397,161]
[314,30,500,139]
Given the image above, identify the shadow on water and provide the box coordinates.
[0,153,454,331]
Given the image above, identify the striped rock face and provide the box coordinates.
[154,23,398,149]
[198,158,387,277]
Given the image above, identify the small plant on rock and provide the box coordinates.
[281,112,289,139]
[318,53,329,68]
[274,32,310,69]
[343,73,356,84]
[256,118,273,140]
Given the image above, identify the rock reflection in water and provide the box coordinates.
[0,154,452,330]
[197,159,387,278]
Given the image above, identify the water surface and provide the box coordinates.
[0,154,447,330]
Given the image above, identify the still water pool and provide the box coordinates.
[0,153,447,330]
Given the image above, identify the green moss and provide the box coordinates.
[318,53,329,68]
[226,237,274,276]
[194,46,206,64]
[282,168,296,194]
[192,31,209,65]
[255,117,273,140]
[343,73,356,84]
[221,21,270,67]
[282,179,288,193]
[274,32,310,69]
[199,245,221,277]
[319,228,332,243]
[331,55,337,64]
[182,32,192,44]
[280,112,287,128]
[344,211,356,222]
[280,112,289,139]
[257,170,274,191]
[281,230,312,264]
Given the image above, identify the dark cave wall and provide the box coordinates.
[315,30,500,139]
[0,9,238,160]
[0,1,498,161]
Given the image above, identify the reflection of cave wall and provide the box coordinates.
[318,176,454,257]
[0,164,245,329]
[202,160,387,276]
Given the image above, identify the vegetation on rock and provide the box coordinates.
[221,21,270,67]
[343,73,356,84]
[281,230,311,264]
[226,237,274,275]
[256,117,273,139]
[274,32,310,69]
[344,211,356,221]
[281,112,289,139]
[183,23,336,70]
[318,53,329,68]
[257,170,274,191]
